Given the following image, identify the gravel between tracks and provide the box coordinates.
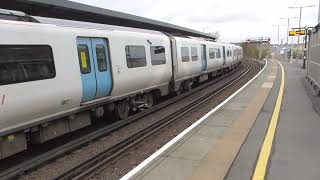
[19,60,262,180]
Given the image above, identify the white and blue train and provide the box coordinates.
[0,16,243,159]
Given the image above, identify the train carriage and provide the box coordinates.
[0,14,243,159]
[205,42,225,72]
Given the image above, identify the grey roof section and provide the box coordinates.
[34,16,165,35]
[0,8,26,16]
[1,0,216,40]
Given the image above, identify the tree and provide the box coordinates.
[240,42,270,60]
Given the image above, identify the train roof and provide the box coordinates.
[34,16,165,36]
[0,8,38,22]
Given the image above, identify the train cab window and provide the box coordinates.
[0,45,55,86]
[150,46,166,65]
[209,48,216,59]
[77,44,91,74]
[125,45,147,68]
[181,47,190,62]
[191,47,198,61]
[96,44,108,71]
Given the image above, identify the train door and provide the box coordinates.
[77,37,112,102]
[201,44,207,71]
[222,46,226,66]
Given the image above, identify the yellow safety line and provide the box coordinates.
[252,60,285,180]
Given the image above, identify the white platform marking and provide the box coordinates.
[267,76,276,80]
[262,82,273,88]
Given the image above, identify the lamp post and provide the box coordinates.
[318,0,320,23]
[280,17,299,44]
[272,25,285,58]
[280,17,299,61]
[202,26,210,33]
[272,25,281,45]
[288,5,316,45]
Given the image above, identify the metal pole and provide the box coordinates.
[302,28,307,69]
[290,36,293,62]
[277,26,280,59]
[298,7,302,45]
[277,25,280,45]
[287,18,289,44]
[318,0,320,23]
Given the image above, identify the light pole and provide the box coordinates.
[318,0,320,23]
[289,5,316,45]
[280,17,299,61]
[202,26,210,33]
[272,25,285,59]
[280,17,299,45]
[272,25,281,45]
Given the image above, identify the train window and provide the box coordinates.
[209,48,216,59]
[216,49,221,58]
[150,46,166,65]
[96,44,108,71]
[0,45,55,86]
[125,45,146,68]
[191,47,198,61]
[77,44,91,74]
[181,47,190,62]
[0,65,14,85]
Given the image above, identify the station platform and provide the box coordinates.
[122,59,320,180]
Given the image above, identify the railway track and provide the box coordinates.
[53,60,261,180]
[0,60,261,180]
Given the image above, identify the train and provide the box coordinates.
[0,14,243,159]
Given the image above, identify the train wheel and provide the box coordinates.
[114,100,130,120]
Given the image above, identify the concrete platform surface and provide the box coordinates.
[226,61,320,180]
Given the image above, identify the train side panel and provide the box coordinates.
[0,21,82,132]
[174,37,202,81]
[108,32,172,97]
[205,42,224,72]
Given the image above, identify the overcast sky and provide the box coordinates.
[71,0,319,44]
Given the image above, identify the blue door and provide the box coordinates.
[91,38,112,98]
[201,44,207,71]
[77,37,112,102]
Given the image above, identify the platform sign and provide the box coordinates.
[289,30,306,36]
